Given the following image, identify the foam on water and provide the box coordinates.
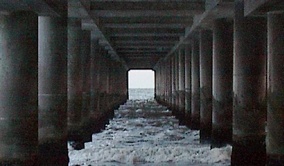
[68,89,231,166]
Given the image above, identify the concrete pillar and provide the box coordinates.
[167,59,172,106]
[81,30,92,143]
[267,12,284,165]
[105,56,113,119]
[191,38,200,130]
[178,47,186,124]
[175,52,180,114]
[67,18,84,149]
[0,11,38,165]
[171,56,176,111]
[108,60,114,109]
[90,38,99,113]
[162,64,166,103]
[39,16,68,164]
[97,49,108,129]
[199,30,213,143]
[212,18,233,148]
[90,38,102,133]
[232,1,267,165]
[164,59,169,106]
[155,67,160,101]
[185,44,192,128]
[123,68,128,101]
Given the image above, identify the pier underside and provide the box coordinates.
[0,0,283,165]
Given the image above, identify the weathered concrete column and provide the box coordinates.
[171,56,176,111]
[267,12,284,166]
[155,67,160,101]
[104,55,113,120]
[232,1,267,165]
[109,61,121,110]
[167,59,172,107]
[81,30,92,143]
[167,59,172,106]
[175,52,180,115]
[185,43,192,128]
[97,49,108,129]
[108,60,114,110]
[212,18,233,148]
[90,38,103,133]
[191,38,200,130]
[199,30,213,143]
[162,63,166,104]
[39,16,69,165]
[178,47,186,124]
[67,18,84,149]
[0,11,38,165]
[124,68,129,101]
[90,38,99,113]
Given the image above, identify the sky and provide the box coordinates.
[128,70,155,89]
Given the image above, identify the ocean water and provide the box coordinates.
[128,88,155,100]
[68,89,231,166]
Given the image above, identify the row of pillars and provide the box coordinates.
[0,11,128,165]
[155,2,283,166]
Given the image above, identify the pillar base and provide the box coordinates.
[267,155,284,166]
[0,157,38,166]
[211,127,232,148]
[231,136,266,166]
[81,120,93,143]
[184,113,191,129]
[190,118,199,130]
[200,125,211,144]
[39,140,69,166]
[178,112,186,126]
[90,112,107,134]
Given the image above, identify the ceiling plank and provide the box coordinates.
[90,1,204,11]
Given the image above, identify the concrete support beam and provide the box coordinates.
[267,12,284,166]
[38,15,68,165]
[171,56,176,111]
[67,18,84,150]
[162,60,169,106]
[0,11,38,165]
[191,38,200,130]
[175,52,180,116]
[91,10,202,18]
[232,1,267,165]
[167,59,172,107]
[211,18,233,148]
[178,48,186,125]
[97,50,109,128]
[81,30,92,143]
[184,44,192,128]
[199,30,213,144]
[244,0,283,16]
[90,38,102,133]
[156,66,161,102]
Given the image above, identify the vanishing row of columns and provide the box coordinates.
[155,3,283,166]
[0,12,128,165]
